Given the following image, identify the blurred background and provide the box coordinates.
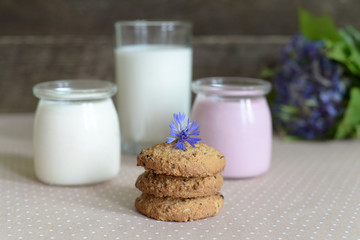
[0,0,358,112]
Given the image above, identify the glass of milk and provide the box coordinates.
[33,80,120,185]
[114,21,192,154]
[191,77,272,178]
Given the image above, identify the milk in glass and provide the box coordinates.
[115,45,192,151]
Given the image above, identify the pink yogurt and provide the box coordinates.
[191,77,272,178]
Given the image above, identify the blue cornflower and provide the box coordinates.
[167,112,201,150]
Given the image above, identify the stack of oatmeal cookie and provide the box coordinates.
[135,142,226,222]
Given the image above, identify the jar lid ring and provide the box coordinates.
[33,80,117,101]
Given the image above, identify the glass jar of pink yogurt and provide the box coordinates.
[191,77,272,178]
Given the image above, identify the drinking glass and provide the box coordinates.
[114,21,192,154]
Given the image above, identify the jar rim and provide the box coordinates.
[115,20,192,29]
[33,80,117,101]
[192,77,271,97]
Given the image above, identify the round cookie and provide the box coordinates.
[135,171,224,198]
[137,142,225,177]
[135,193,224,222]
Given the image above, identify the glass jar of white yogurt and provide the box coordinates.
[33,80,120,185]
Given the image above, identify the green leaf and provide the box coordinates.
[326,28,360,77]
[342,29,360,75]
[304,99,318,108]
[298,7,341,41]
[356,125,360,138]
[341,26,360,50]
[280,105,299,114]
[325,39,348,62]
[335,87,360,138]
[260,67,276,79]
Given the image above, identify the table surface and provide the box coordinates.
[1,113,359,240]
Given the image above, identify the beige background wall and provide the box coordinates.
[0,0,358,112]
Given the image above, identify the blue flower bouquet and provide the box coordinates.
[269,8,360,140]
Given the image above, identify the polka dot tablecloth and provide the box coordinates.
[0,114,360,239]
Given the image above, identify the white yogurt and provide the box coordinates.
[33,80,120,185]
[115,45,192,152]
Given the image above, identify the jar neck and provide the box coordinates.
[192,77,271,99]
[33,80,117,101]
[39,98,111,104]
[196,92,266,100]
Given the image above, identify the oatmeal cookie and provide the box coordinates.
[135,171,224,198]
[135,192,224,222]
[137,142,225,177]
